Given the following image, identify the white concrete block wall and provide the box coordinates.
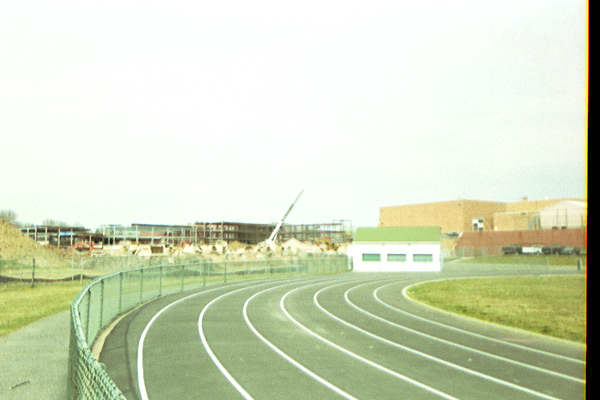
[349,242,442,272]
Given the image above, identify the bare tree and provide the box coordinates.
[0,209,17,224]
[42,218,69,227]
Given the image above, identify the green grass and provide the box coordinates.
[0,281,84,337]
[0,261,344,339]
[407,275,587,342]
[455,254,586,267]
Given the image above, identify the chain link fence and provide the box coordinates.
[68,254,350,399]
[0,253,212,281]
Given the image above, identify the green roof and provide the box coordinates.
[354,226,441,242]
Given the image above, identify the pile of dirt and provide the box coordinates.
[0,219,349,270]
[0,220,67,267]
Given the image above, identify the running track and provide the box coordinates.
[100,267,586,400]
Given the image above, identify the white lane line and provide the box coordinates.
[345,281,585,384]
[138,280,271,400]
[243,280,358,400]
[375,280,585,365]
[197,285,263,400]
[280,284,461,400]
[314,282,565,400]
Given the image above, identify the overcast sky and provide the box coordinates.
[1,0,587,229]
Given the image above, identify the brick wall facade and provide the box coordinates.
[380,200,506,233]
[380,198,584,234]
[455,228,586,256]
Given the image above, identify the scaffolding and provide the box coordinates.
[100,223,198,246]
[195,222,275,244]
[20,220,353,249]
[20,225,101,249]
[279,220,352,243]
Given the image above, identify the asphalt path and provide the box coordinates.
[100,266,586,399]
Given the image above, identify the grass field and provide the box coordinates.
[455,254,586,267]
[407,275,587,343]
[1,255,586,341]
[0,261,341,338]
[0,281,85,337]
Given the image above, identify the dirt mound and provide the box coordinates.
[0,220,67,267]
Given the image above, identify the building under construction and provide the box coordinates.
[192,220,352,245]
[194,222,275,244]
[98,221,352,246]
[278,221,352,243]
[20,225,103,249]
[99,224,198,246]
[21,220,353,249]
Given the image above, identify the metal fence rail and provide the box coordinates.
[67,254,350,399]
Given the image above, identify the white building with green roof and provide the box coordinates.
[349,226,442,272]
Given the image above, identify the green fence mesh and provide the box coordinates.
[67,254,350,399]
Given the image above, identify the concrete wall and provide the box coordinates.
[493,211,539,231]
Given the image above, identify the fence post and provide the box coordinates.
[99,279,104,329]
[180,265,185,292]
[118,272,123,314]
[159,266,163,296]
[202,262,206,287]
[85,289,92,344]
[31,258,35,288]
[139,268,144,303]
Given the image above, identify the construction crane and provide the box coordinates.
[265,189,304,245]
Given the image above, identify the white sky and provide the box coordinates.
[1,0,587,229]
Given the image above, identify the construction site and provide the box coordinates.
[14,190,351,259]
[1,194,587,279]
[17,220,352,255]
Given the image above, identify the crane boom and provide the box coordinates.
[267,190,304,244]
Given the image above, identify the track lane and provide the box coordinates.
[139,281,267,399]
[345,282,584,383]
[242,282,358,400]
[100,270,586,400]
[281,281,465,400]
[314,279,584,400]
[101,280,273,399]
[199,277,354,400]
[251,278,456,399]
[287,280,565,400]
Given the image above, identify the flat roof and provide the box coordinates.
[354,226,441,242]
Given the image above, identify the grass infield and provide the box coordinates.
[407,275,586,343]
[456,254,586,267]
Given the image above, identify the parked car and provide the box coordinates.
[560,247,582,255]
[502,245,522,255]
[541,246,552,255]
[550,245,565,255]
[522,245,544,255]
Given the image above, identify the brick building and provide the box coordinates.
[379,198,586,234]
